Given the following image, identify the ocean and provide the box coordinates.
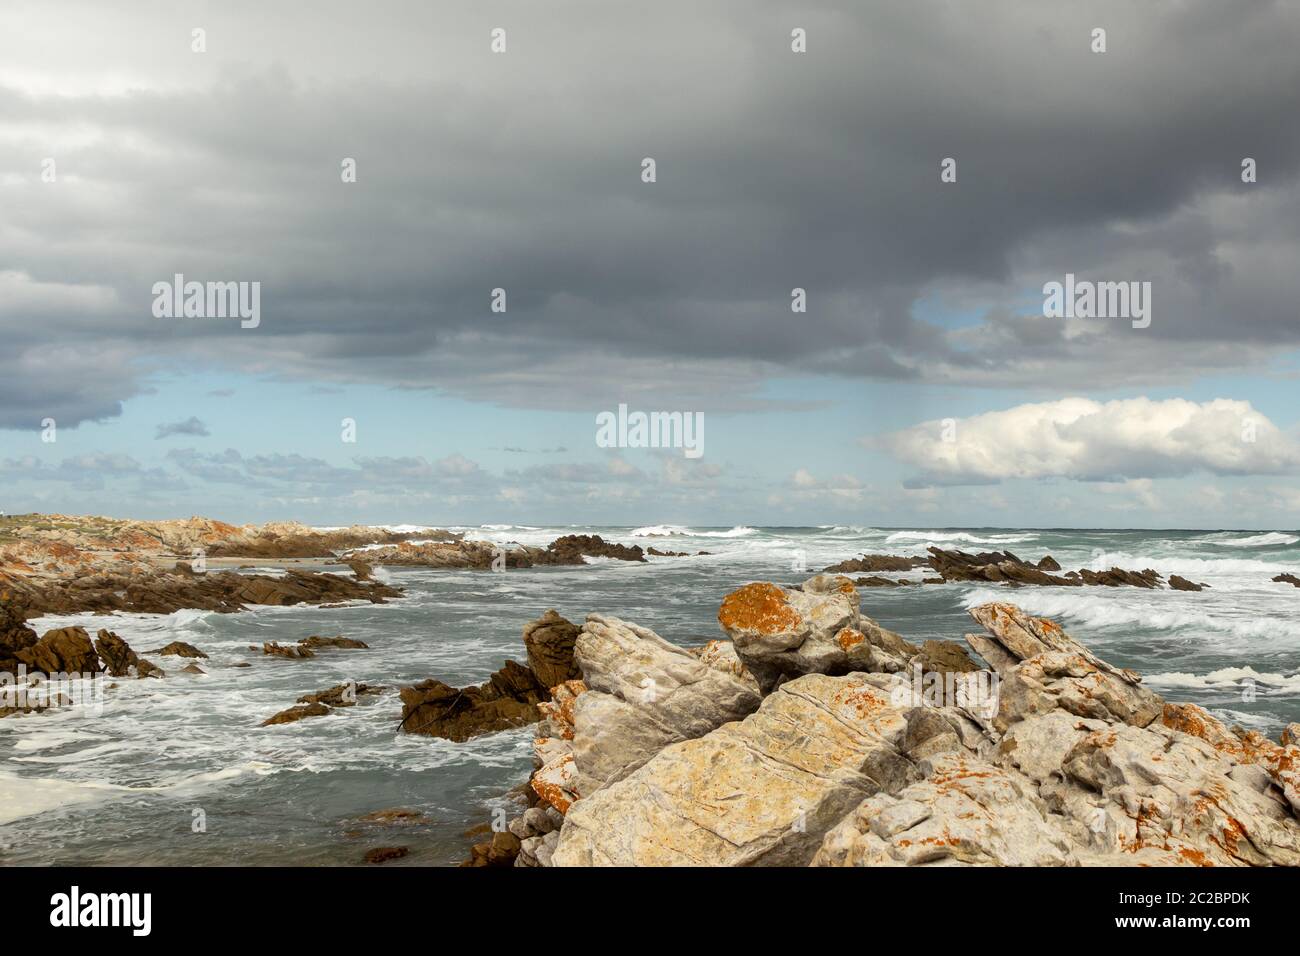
[3,525,1298,865]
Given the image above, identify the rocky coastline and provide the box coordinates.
[435,574,1300,867]
[5,512,1300,868]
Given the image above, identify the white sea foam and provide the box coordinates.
[1145,666,1300,693]
[884,530,1038,546]
[1211,532,1299,548]
[960,587,1300,641]
[629,525,756,538]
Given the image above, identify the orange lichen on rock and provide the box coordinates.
[835,627,866,651]
[718,582,801,635]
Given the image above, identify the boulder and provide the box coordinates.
[1168,575,1208,592]
[522,610,581,689]
[566,614,762,795]
[298,635,369,649]
[399,660,547,742]
[964,602,1163,732]
[261,642,314,659]
[261,702,331,726]
[154,641,208,659]
[552,673,921,866]
[14,626,100,675]
[93,630,164,679]
[718,575,916,687]
[813,753,1076,866]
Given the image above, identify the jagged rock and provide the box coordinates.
[462,831,521,867]
[261,642,314,659]
[13,626,101,675]
[824,555,927,573]
[964,602,1163,732]
[261,702,331,726]
[399,660,546,742]
[1272,573,1300,588]
[298,635,368,649]
[718,575,917,687]
[566,614,762,795]
[544,591,1300,870]
[154,641,208,659]
[346,559,374,580]
[813,752,1076,866]
[359,534,644,570]
[925,547,1165,589]
[180,663,205,674]
[298,682,383,707]
[1168,575,1208,591]
[552,673,921,866]
[93,630,163,678]
[1078,567,1162,588]
[545,534,645,563]
[522,610,581,689]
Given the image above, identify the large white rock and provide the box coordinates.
[567,614,762,795]
[812,752,1077,866]
[552,673,922,866]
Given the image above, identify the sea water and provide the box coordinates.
[2,525,1297,865]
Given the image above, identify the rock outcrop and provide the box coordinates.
[400,611,583,742]
[94,630,164,679]
[534,586,1300,868]
[358,534,645,569]
[562,614,762,797]
[718,574,917,689]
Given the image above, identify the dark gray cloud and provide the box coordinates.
[2,0,1299,427]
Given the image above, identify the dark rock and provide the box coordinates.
[825,554,927,573]
[400,659,548,742]
[1168,575,1208,592]
[297,682,383,707]
[298,635,369,649]
[155,640,208,659]
[363,846,409,864]
[522,610,581,689]
[1038,555,1061,571]
[94,630,164,679]
[262,642,314,659]
[261,702,331,726]
[14,626,101,676]
[1273,573,1300,588]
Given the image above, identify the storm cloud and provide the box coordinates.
[2,0,1299,430]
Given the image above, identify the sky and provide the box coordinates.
[2,0,1299,529]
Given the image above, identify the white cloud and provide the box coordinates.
[880,397,1300,487]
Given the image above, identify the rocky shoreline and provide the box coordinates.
[827,546,1214,590]
[0,513,658,616]
[6,513,1300,867]
[434,574,1299,867]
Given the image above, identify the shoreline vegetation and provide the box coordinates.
[3,513,1299,866]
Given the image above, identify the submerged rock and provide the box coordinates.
[154,641,208,659]
[298,635,369,649]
